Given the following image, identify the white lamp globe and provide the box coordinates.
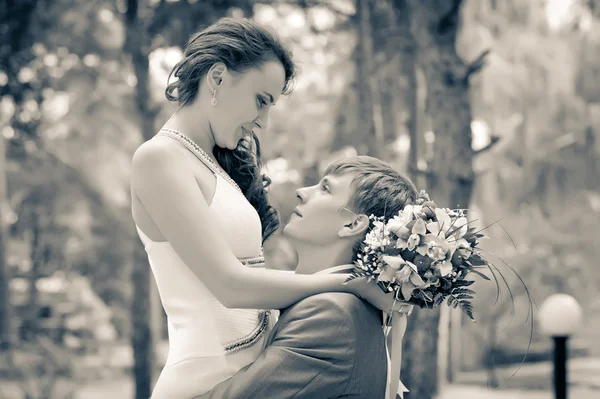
[539,294,583,337]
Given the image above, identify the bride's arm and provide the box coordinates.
[131,139,348,310]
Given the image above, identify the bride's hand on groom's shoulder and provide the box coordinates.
[345,277,413,315]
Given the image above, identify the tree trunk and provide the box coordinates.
[125,1,157,398]
[0,0,40,353]
[395,5,418,173]
[370,0,417,166]
[131,242,154,399]
[26,215,41,338]
[0,134,9,351]
[402,1,476,398]
[408,0,474,210]
[355,0,384,157]
[384,0,418,163]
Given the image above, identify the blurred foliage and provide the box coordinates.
[0,0,599,397]
[456,0,600,384]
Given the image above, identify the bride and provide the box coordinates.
[130,18,398,398]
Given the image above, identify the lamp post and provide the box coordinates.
[538,294,583,399]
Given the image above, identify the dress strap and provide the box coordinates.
[158,128,243,195]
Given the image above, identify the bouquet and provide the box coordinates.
[346,190,498,399]
[347,190,492,321]
[348,191,532,399]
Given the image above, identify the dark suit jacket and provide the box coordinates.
[197,292,388,398]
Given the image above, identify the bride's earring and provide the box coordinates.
[211,89,218,107]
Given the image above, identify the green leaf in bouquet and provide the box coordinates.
[467,268,491,280]
[451,250,464,267]
[385,248,404,257]
[414,289,434,302]
[468,254,487,266]
[461,302,475,320]
[452,287,475,299]
[447,294,475,320]
[465,236,478,246]
[400,248,417,262]
[460,269,471,279]
[447,295,457,307]
[433,293,446,307]
[463,228,480,243]
[454,279,475,287]
[441,278,453,290]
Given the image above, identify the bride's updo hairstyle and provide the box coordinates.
[323,156,419,260]
[165,18,297,242]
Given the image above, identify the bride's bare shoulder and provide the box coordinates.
[130,135,216,204]
[132,135,185,169]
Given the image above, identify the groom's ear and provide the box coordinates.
[338,214,370,238]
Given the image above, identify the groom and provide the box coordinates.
[197,156,418,398]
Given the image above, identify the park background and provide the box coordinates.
[1,0,600,398]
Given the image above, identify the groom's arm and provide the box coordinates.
[196,293,357,399]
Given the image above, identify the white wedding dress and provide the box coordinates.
[135,130,275,398]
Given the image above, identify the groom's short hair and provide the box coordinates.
[324,156,418,260]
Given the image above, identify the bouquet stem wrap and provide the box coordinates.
[385,311,409,399]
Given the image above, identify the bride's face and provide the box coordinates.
[208,60,285,150]
[284,173,358,245]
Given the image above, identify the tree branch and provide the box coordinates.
[463,49,490,83]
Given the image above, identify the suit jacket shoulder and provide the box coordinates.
[276,292,383,342]
[274,292,388,397]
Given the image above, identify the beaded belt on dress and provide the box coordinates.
[239,254,265,268]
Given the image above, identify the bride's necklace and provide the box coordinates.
[158,128,243,195]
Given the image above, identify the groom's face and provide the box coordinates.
[283,172,357,245]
